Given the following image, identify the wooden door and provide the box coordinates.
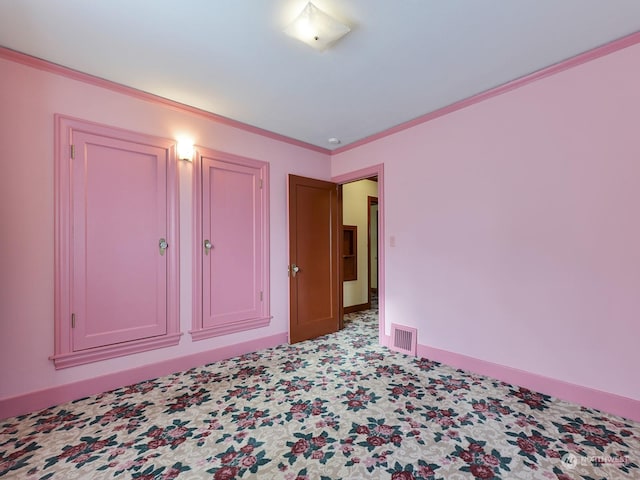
[288,175,341,343]
[71,132,168,350]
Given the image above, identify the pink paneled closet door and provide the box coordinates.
[71,132,168,350]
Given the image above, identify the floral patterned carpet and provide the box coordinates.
[1,310,639,479]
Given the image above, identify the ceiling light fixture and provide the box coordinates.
[284,2,350,51]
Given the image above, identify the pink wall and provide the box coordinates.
[332,42,640,403]
[0,53,330,411]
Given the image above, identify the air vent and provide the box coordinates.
[389,324,417,356]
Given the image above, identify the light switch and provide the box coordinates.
[390,235,396,247]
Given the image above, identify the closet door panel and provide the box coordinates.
[72,132,167,351]
[202,158,262,328]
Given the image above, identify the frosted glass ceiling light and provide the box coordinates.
[285,2,350,51]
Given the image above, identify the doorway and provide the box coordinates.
[368,196,379,310]
[341,178,378,314]
[333,164,385,345]
[287,165,385,346]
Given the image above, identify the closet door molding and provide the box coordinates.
[191,148,270,341]
[52,115,181,369]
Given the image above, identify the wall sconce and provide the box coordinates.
[284,2,350,51]
[177,141,194,162]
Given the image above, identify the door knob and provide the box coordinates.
[204,240,212,255]
[291,264,300,277]
[159,238,168,256]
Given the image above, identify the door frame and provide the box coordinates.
[52,115,181,369]
[332,164,385,346]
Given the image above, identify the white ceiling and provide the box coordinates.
[1,0,639,150]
